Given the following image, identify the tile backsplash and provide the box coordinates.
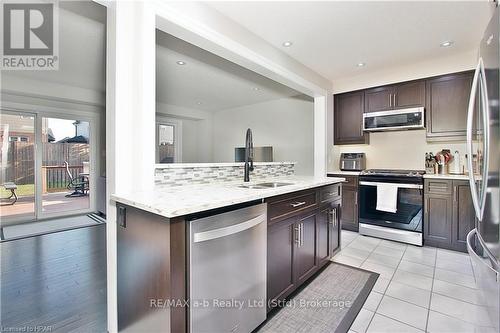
[155,162,295,186]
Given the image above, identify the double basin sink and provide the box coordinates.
[238,182,294,189]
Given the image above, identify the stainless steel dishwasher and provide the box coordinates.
[189,203,267,333]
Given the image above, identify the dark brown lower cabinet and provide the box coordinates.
[267,212,321,307]
[116,205,186,333]
[317,200,341,266]
[328,175,358,231]
[295,212,319,285]
[423,179,475,252]
[452,181,476,252]
[267,217,296,303]
[266,185,341,310]
[341,187,358,231]
[329,200,341,255]
[317,207,331,267]
[424,194,453,247]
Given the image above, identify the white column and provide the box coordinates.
[314,95,327,177]
[106,1,156,332]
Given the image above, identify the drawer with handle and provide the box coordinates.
[267,190,318,223]
[320,184,341,203]
[425,179,452,195]
[329,174,358,188]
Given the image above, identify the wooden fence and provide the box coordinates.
[1,142,89,190]
[42,165,84,193]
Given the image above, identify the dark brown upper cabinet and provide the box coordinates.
[365,80,425,113]
[334,91,368,145]
[364,86,393,112]
[425,71,475,141]
[395,80,426,109]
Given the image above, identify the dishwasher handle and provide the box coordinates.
[193,214,266,243]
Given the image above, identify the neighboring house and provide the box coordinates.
[74,121,90,140]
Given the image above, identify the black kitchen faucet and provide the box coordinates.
[244,128,254,182]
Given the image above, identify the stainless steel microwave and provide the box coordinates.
[363,107,424,132]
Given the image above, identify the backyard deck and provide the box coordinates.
[0,192,89,219]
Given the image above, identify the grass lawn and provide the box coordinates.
[1,184,35,197]
[1,183,70,198]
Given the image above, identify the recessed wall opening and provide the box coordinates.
[155,30,315,175]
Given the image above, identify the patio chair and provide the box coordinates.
[1,182,18,205]
[64,161,89,197]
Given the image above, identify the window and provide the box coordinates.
[156,119,182,163]
[8,136,29,142]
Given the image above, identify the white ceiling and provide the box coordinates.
[208,1,494,82]
[6,1,106,92]
[156,31,305,112]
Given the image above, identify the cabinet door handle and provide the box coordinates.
[294,224,300,246]
[290,201,306,208]
[393,93,396,107]
[388,94,392,107]
[299,223,304,247]
[334,208,337,227]
[354,195,358,205]
[454,186,457,202]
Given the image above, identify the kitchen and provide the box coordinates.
[0,1,499,333]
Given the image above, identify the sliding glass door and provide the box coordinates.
[0,111,95,225]
[41,117,91,216]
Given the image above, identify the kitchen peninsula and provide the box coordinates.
[112,165,345,332]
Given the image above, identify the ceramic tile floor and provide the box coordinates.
[333,231,496,333]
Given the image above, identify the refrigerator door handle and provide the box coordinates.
[467,229,499,279]
[479,60,491,220]
[466,57,490,221]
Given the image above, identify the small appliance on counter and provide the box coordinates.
[339,153,366,171]
[235,146,273,162]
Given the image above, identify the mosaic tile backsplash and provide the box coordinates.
[155,163,295,186]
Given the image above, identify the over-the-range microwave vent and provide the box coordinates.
[363,107,425,132]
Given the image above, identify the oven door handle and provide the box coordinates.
[359,181,423,189]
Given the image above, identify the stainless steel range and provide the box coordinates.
[358,169,424,246]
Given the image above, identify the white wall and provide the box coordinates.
[332,130,466,172]
[1,74,105,107]
[212,96,314,175]
[156,102,214,163]
[329,49,477,172]
[152,0,330,176]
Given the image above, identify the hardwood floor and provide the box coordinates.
[1,224,107,332]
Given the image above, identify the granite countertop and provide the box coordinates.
[111,176,345,218]
[327,170,362,176]
[423,173,469,180]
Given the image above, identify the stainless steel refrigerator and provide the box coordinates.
[466,4,500,331]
